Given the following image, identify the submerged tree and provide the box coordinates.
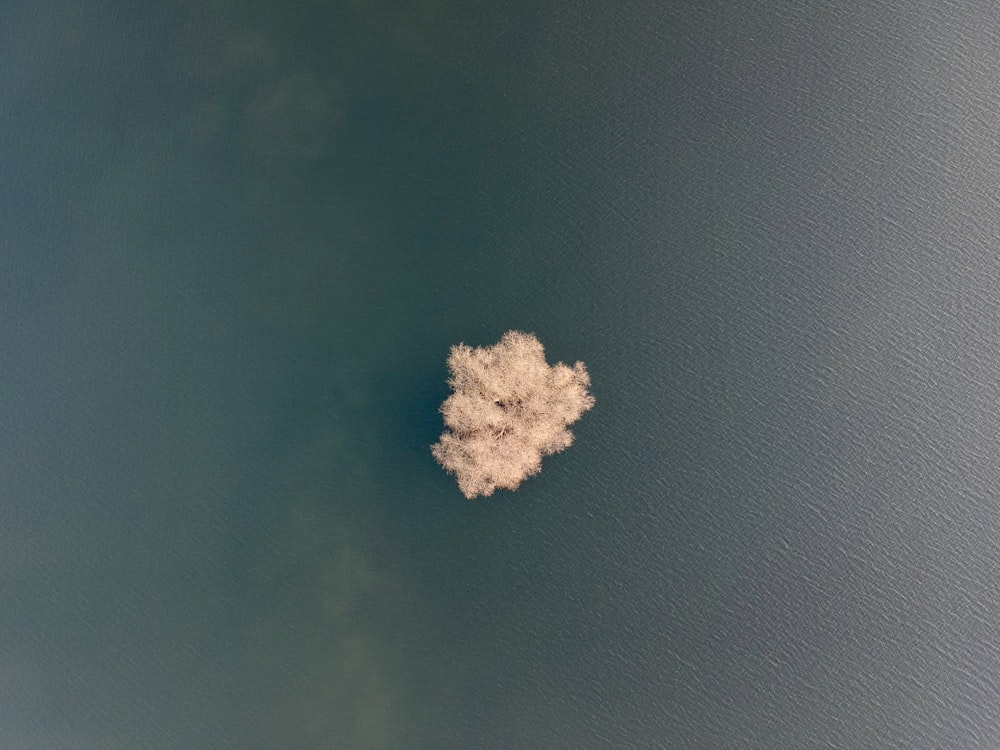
[431,330,595,499]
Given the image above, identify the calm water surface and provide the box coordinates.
[4,2,1000,748]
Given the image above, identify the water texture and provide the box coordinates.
[3,1,1000,748]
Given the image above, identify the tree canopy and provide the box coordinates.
[431,331,595,499]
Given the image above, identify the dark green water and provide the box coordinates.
[5,2,1000,748]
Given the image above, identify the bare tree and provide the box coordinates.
[431,331,595,499]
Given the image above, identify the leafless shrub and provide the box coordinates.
[431,331,595,499]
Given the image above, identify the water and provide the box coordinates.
[4,1,1000,748]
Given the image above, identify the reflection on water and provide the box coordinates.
[239,427,407,749]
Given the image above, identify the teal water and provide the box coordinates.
[6,2,1000,748]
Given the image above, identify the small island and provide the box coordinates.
[431,330,595,499]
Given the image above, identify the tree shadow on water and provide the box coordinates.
[367,363,451,500]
